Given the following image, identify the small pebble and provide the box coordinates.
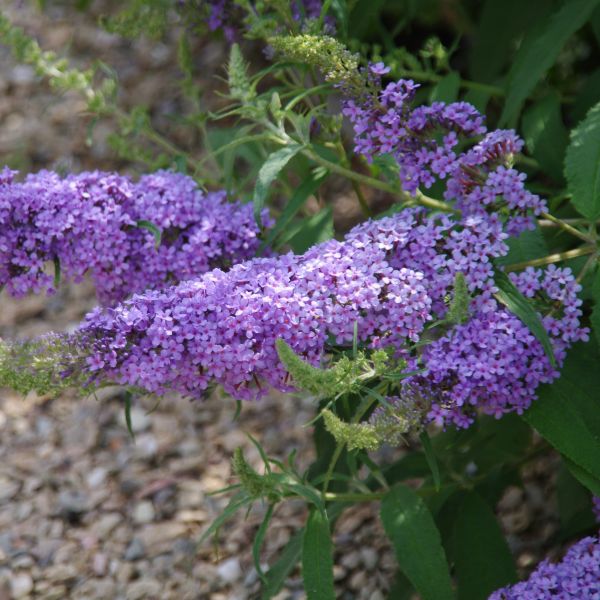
[132,500,155,524]
[11,572,33,598]
[216,557,242,584]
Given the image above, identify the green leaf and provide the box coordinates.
[136,220,162,248]
[463,88,491,114]
[430,72,460,104]
[500,0,600,125]
[253,504,274,583]
[386,570,415,600]
[348,0,388,39]
[571,69,600,122]
[564,456,600,497]
[383,452,431,485]
[565,100,600,220]
[493,269,556,367]
[549,340,600,439]
[261,171,327,252]
[496,226,548,267]
[419,431,441,491]
[522,378,600,485]
[380,484,454,600]
[522,92,568,179]
[197,491,251,546]
[253,144,303,225]
[451,492,517,599]
[285,207,334,254]
[283,483,325,514]
[261,530,303,599]
[591,272,600,349]
[469,0,553,83]
[557,459,597,538]
[123,391,135,441]
[302,510,335,600]
[329,0,349,38]
[53,255,61,289]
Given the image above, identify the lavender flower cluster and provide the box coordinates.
[489,533,600,599]
[0,168,268,305]
[67,207,586,428]
[342,67,546,235]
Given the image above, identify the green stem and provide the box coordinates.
[324,491,385,502]
[576,253,598,283]
[539,211,593,244]
[301,147,453,212]
[504,245,596,272]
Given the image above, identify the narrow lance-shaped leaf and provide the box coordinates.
[53,256,61,289]
[450,492,517,599]
[500,0,600,125]
[261,530,303,600]
[591,271,600,352]
[493,269,556,367]
[136,220,162,248]
[253,144,303,225]
[285,207,334,254]
[261,170,327,252]
[419,431,441,491]
[380,484,454,600]
[522,92,568,179]
[123,391,135,441]
[302,509,335,600]
[253,504,275,583]
[522,378,600,489]
[565,100,600,220]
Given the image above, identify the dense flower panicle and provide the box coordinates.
[78,217,435,399]
[43,207,585,426]
[0,168,268,305]
[342,68,547,234]
[74,207,512,401]
[489,534,600,599]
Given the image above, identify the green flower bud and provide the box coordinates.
[322,409,380,452]
[231,448,279,502]
[268,34,362,87]
[446,272,471,325]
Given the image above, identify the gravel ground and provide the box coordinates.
[0,2,568,599]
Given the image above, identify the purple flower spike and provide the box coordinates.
[490,533,600,599]
[0,169,270,305]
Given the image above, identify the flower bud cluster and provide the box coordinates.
[0,168,268,305]
[489,533,600,599]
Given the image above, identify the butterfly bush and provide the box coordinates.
[342,66,546,235]
[0,168,269,305]
[489,533,600,599]
[17,205,582,430]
